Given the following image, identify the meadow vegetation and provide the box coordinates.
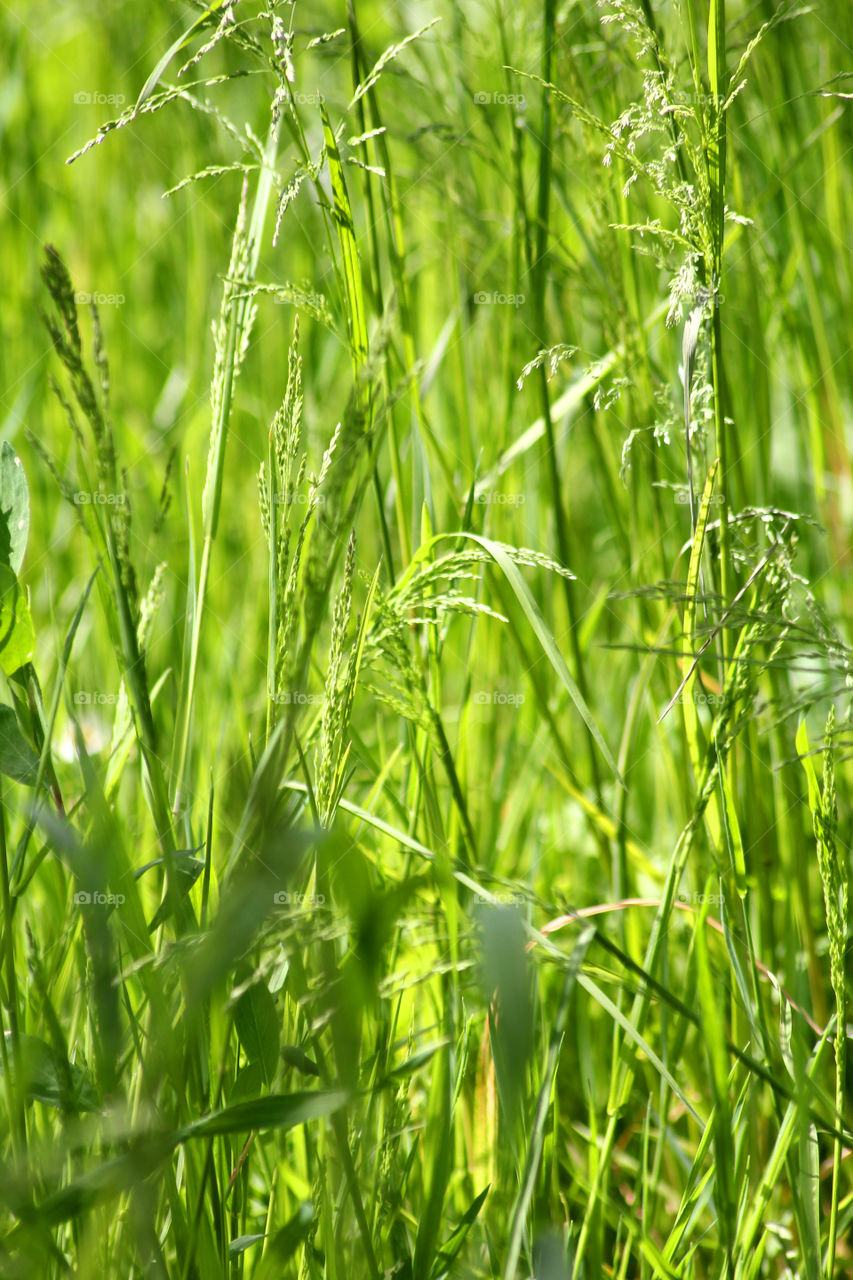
[1,1,853,1275]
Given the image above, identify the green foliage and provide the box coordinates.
[2,1,853,1277]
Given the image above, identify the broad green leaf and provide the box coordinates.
[479,906,533,1127]
[280,1044,321,1078]
[139,846,205,932]
[384,1040,449,1084]
[228,1234,266,1260]
[229,1061,265,1105]
[0,442,29,574]
[0,1032,100,1112]
[32,1095,345,1226]
[234,982,281,1087]
[0,564,34,676]
[178,1089,349,1140]
[0,704,40,785]
[431,1185,489,1280]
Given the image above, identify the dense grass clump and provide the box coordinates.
[2,0,853,1275]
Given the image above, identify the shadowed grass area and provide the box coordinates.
[1,0,853,1275]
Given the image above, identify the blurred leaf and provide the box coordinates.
[694,892,736,1262]
[228,1234,266,1259]
[431,1184,489,1279]
[138,847,205,931]
[0,1032,100,1113]
[178,1090,349,1140]
[254,1201,314,1280]
[0,442,29,574]
[798,1121,821,1274]
[27,1096,346,1226]
[0,704,40,785]
[479,906,534,1126]
[229,1061,265,1105]
[234,982,281,1088]
[385,1040,450,1085]
[280,1045,320,1078]
[413,1000,453,1280]
[0,564,34,676]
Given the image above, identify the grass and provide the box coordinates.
[2,0,853,1275]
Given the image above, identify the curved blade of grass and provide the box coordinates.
[320,104,368,373]
[694,887,736,1268]
[24,1091,348,1228]
[173,118,279,816]
[399,532,621,783]
[135,2,229,111]
[178,1090,349,1140]
[412,994,453,1280]
[502,926,594,1280]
